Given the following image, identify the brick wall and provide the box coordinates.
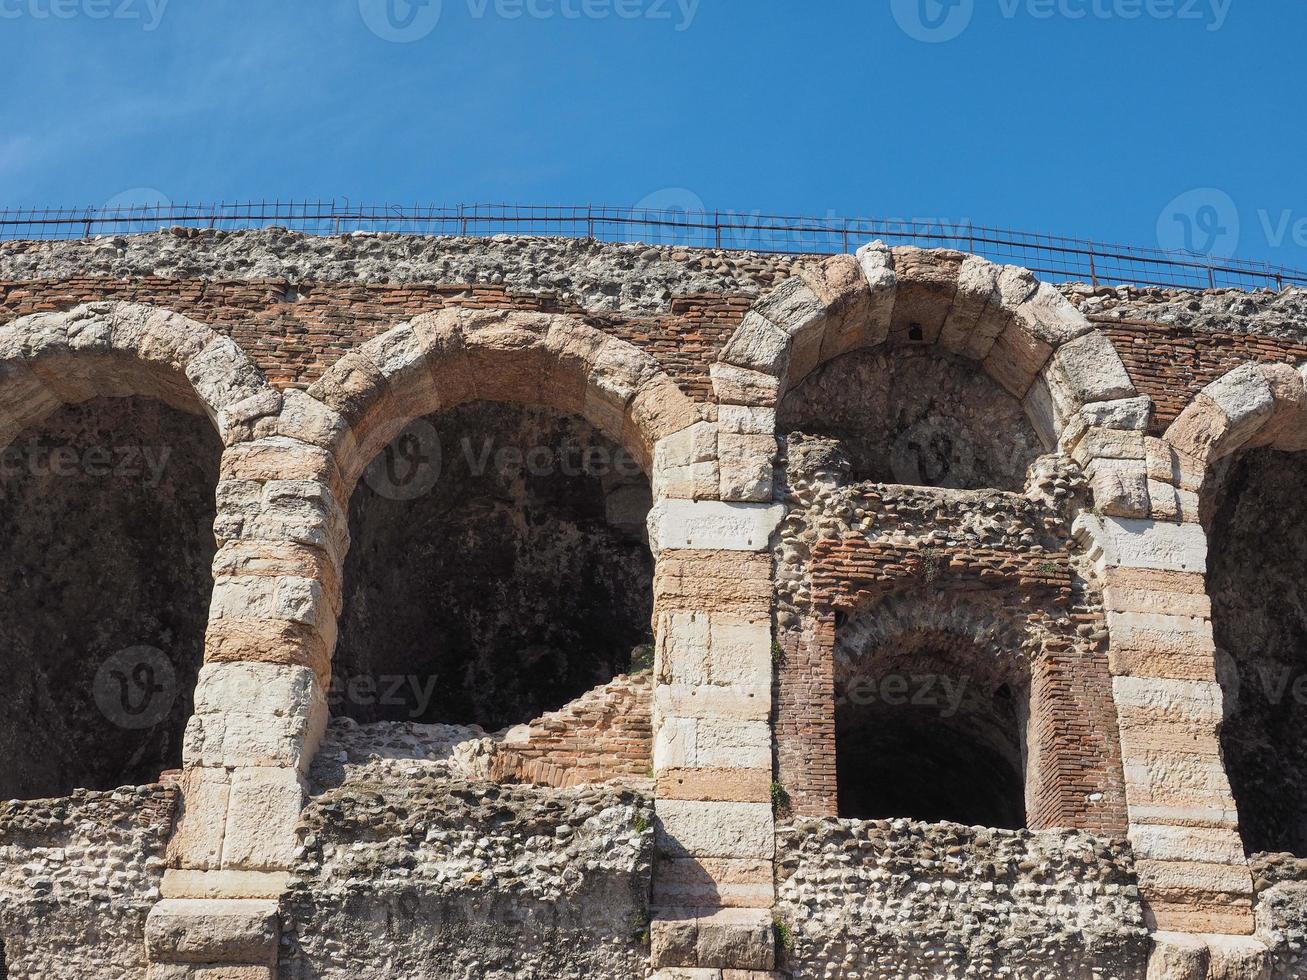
[492,672,654,788]
[0,278,745,401]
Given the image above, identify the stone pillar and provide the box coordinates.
[1074,513,1263,974]
[147,394,349,978]
[647,499,783,976]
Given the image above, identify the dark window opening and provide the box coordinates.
[0,396,219,795]
[1207,448,1307,856]
[834,632,1028,829]
[336,402,654,730]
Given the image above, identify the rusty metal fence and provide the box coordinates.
[2,200,1304,292]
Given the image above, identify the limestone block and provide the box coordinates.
[655,684,769,722]
[0,360,63,447]
[1123,755,1237,808]
[938,255,1000,355]
[887,246,963,343]
[798,254,871,368]
[654,717,771,771]
[655,801,774,861]
[695,909,775,972]
[186,337,268,418]
[718,433,776,503]
[656,769,772,804]
[708,616,772,686]
[161,869,291,900]
[1167,364,1274,464]
[717,405,775,436]
[1129,824,1247,865]
[1022,376,1063,450]
[984,318,1053,397]
[853,240,896,345]
[588,338,660,413]
[654,857,774,909]
[187,662,326,770]
[1088,457,1152,518]
[148,964,275,980]
[1206,936,1270,980]
[1127,803,1239,832]
[1082,395,1153,431]
[748,278,827,380]
[651,908,775,971]
[217,389,283,447]
[647,500,785,552]
[221,437,343,502]
[274,388,354,458]
[541,317,607,408]
[168,767,231,871]
[1104,581,1211,619]
[711,362,780,407]
[1073,426,1148,464]
[629,374,702,448]
[220,768,306,871]
[1112,677,1224,729]
[1073,515,1208,574]
[656,421,719,468]
[1147,932,1208,980]
[658,611,711,685]
[1051,330,1136,408]
[1015,280,1095,347]
[720,312,791,375]
[145,898,279,966]
[1245,361,1307,450]
[1134,859,1254,900]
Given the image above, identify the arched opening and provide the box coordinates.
[1206,446,1307,856]
[335,401,654,728]
[778,347,1044,490]
[834,621,1030,829]
[0,394,221,799]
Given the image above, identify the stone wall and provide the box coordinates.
[776,817,1149,980]
[279,736,654,980]
[1,234,1307,978]
[0,785,177,980]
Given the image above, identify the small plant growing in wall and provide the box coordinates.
[775,917,795,959]
[630,908,651,947]
[771,640,786,669]
[771,781,792,818]
[629,643,655,673]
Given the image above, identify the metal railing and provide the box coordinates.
[2,200,1304,292]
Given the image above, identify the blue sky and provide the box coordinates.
[1,0,1303,270]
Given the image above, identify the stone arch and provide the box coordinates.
[0,301,280,448]
[305,307,702,494]
[1160,361,1307,857]
[0,302,280,799]
[715,244,1151,511]
[1162,360,1307,486]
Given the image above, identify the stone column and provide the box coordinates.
[147,393,349,979]
[647,498,784,977]
[1074,513,1268,976]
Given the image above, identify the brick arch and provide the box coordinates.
[305,307,703,491]
[0,301,280,447]
[714,244,1139,453]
